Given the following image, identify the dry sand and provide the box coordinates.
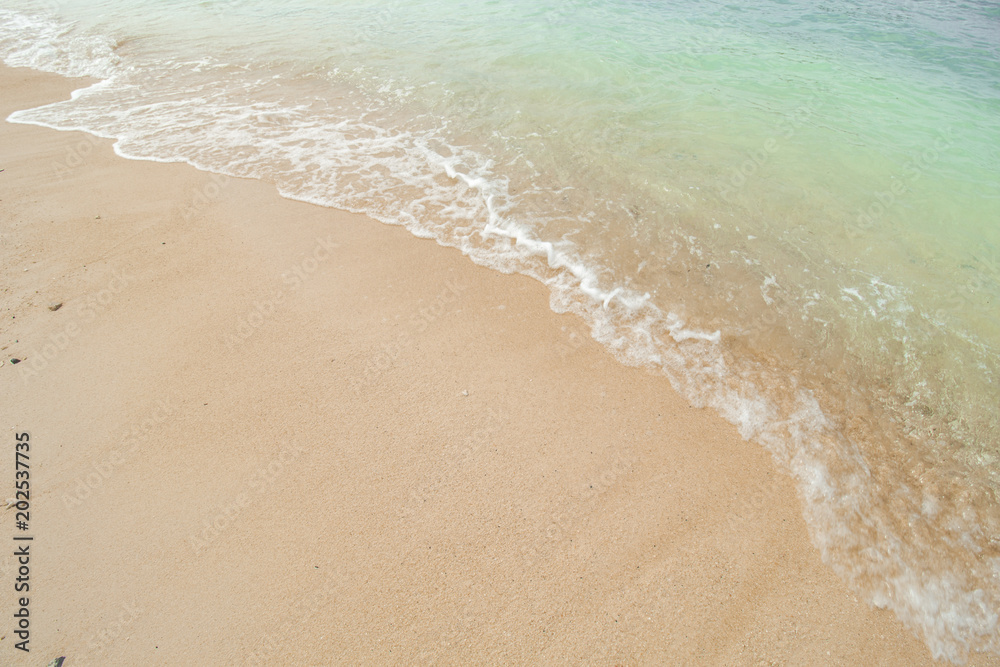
[0,64,986,665]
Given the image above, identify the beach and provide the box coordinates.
[1,64,990,665]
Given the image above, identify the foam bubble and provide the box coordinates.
[0,10,119,79]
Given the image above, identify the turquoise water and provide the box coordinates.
[2,0,998,660]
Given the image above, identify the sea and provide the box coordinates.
[1,0,998,661]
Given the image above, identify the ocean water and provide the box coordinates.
[1,0,998,660]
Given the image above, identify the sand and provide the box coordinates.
[0,64,986,665]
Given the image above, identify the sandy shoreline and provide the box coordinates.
[0,64,978,665]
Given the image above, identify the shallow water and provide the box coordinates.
[2,0,998,661]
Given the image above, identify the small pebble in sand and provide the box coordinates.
[461,390,469,396]
[10,358,21,364]
[48,302,63,311]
